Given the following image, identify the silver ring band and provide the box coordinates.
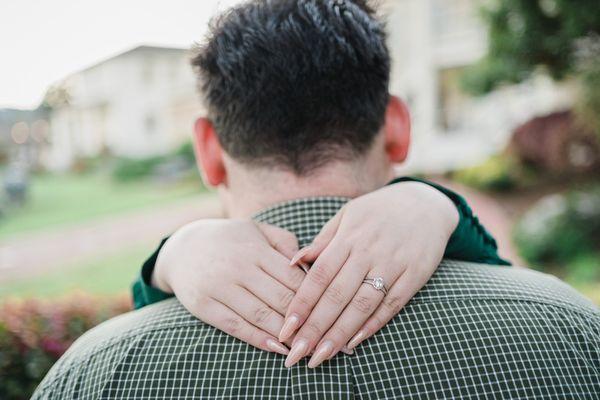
[362,277,388,295]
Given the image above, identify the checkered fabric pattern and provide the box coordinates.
[32,197,600,399]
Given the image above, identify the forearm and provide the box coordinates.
[387,177,511,266]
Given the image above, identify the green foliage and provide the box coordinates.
[513,185,600,281]
[111,141,196,182]
[574,36,600,139]
[112,156,165,181]
[452,155,523,191]
[0,295,131,400]
[464,0,600,95]
[174,141,196,164]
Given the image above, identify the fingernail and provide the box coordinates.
[266,339,289,356]
[279,314,300,342]
[347,330,366,350]
[289,247,310,266]
[308,340,334,368]
[341,346,354,355]
[285,339,308,368]
[297,261,310,274]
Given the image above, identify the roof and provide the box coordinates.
[77,44,189,74]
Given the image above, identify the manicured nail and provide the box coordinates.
[289,247,311,266]
[285,339,308,368]
[347,330,366,350]
[266,339,289,356]
[279,314,300,342]
[308,340,334,368]
[297,261,310,274]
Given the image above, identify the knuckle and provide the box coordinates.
[247,326,261,346]
[367,314,384,332]
[253,307,273,325]
[289,269,305,288]
[351,294,377,314]
[223,317,242,336]
[324,284,346,306]
[308,266,332,287]
[304,321,323,338]
[329,324,350,340]
[292,294,314,317]
[382,295,404,314]
[278,290,295,309]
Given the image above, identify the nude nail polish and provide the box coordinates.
[285,339,308,368]
[308,340,334,368]
[289,246,311,266]
[266,339,289,356]
[279,314,300,342]
[347,330,366,350]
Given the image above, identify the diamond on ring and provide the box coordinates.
[363,277,388,295]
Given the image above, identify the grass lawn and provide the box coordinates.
[0,172,203,239]
[0,243,155,300]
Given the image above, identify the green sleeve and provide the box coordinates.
[388,177,511,266]
[131,237,174,309]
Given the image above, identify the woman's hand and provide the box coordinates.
[280,182,459,368]
[152,219,305,355]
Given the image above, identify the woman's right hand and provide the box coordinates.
[152,219,305,355]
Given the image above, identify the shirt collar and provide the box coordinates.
[252,197,350,247]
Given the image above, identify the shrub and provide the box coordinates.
[452,155,522,191]
[111,141,196,182]
[174,141,196,164]
[510,111,600,173]
[111,156,165,182]
[513,185,600,281]
[0,294,131,400]
[575,35,600,141]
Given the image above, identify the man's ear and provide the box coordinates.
[384,95,411,163]
[193,117,227,187]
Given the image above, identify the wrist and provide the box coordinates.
[151,237,176,293]
[393,181,459,235]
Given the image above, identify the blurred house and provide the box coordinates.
[44,45,201,171]
[42,1,575,173]
[383,0,575,173]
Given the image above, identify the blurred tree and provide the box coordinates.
[574,35,600,138]
[462,0,600,95]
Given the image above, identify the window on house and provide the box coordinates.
[437,67,470,132]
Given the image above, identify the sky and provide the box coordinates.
[0,0,242,109]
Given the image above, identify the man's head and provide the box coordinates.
[191,0,411,215]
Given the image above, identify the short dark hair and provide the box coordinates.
[192,0,390,174]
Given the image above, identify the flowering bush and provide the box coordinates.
[0,294,131,400]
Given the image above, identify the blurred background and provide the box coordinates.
[1,0,599,397]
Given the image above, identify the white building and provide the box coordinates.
[383,0,574,173]
[45,45,201,171]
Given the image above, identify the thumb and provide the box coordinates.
[256,223,299,259]
[290,207,344,266]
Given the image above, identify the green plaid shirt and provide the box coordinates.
[33,198,600,399]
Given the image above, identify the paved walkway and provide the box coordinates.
[0,195,222,283]
[0,184,520,284]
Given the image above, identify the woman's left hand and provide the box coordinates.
[279,181,459,368]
